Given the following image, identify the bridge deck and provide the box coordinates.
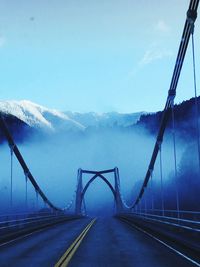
[0,217,198,267]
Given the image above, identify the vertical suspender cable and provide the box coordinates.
[159,143,165,216]
[135,204,138,213]
[171,104,180,219]
[191,31,200,174]
[150,170,154,211]
[140,199,143,214]
[36,190,38,211]
[43,200,46,209]
[10,145,13,208]
[0,114,60,211]
[144,191,147,215]
[83,198,86,215]
[25,172,28,209]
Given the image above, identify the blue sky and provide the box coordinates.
[0,0,199,113]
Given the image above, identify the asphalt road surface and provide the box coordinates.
[0,217,198,267]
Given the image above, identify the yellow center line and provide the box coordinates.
[54,218,96,267]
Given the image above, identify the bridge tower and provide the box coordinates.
[75,167,126,215]
[75,168,83,215]
[114,167,124,213]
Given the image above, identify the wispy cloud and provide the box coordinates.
[128,20,173,77]
[128,45,173,78]
[154,20,170,34]
[139,44,173,66]
[138,19,172,66]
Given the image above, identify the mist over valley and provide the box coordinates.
[0,97,199,215]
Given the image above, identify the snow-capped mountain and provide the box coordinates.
[0,100,144,133]
[0,100,85,132]
[65,111,144,128]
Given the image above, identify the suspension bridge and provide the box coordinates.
[0,0,200,266]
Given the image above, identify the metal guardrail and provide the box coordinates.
[131,213,200,232]
[0,211,83,245]
[132,209,200,220]
[0,211,51,220]
[125,210,200,231]
[0,214,67,231]
[118,213,200,256]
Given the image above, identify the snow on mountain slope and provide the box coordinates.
[0,100,85,131]
[65,111,144,128]
[0,100,144,133]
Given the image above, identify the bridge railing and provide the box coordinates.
[118,211,200,253]
[0,211,82,244]
[0,211,67,231]
[129,211,200,231]
[0,210,52,222]
[133,209,200,220]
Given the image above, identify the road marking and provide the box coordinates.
[120,218,200,267]
[55,218,96,267]
[0,227,48,248]
[0,218,78,248]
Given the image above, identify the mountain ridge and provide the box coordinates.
[0,100,85,132]
[0,97,198,144]
[0,100,144,131]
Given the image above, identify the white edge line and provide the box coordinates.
[0,218,87,249]
[129,222,200,267]
[0,227,47,248]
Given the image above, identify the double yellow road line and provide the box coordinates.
[55,218,96,267]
